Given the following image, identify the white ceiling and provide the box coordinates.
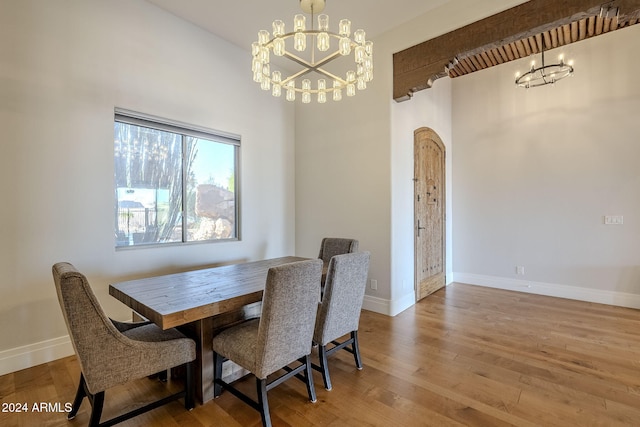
[145,0,451,51]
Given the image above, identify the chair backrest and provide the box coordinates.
[52,262,134,393]
[314,252,370,346]
[318,238,359,265]
[255,259,322,379]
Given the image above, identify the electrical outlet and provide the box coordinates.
[370,279,377,290]
[604,215,624,225]
[516,266,525,275]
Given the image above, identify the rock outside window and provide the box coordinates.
[114,109,240,248]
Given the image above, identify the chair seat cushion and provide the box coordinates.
[123,324,188,342]
[212,319,260,375]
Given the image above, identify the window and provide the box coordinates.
[114,109,239,248]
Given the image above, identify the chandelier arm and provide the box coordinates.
[281,50,314,69]
[278,47,344,70]
[280,68,316,87]
[280,49,344,78]
[312,68,348,85]
[307,50,342,68]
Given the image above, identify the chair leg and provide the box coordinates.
[213,351,224,398]
[67,374,87,420]
[88,391,105,427]
[256,378,271,427]
[318,345,332,391]
[184,362,194,410]
[351,331,363,370]
[303,354,317,403]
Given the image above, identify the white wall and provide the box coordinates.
[294,76,392,304]
[452,24,640,307]
[295,0,527,315]
[0,0,295,375]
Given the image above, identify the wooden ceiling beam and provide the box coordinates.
[392,0,640,102]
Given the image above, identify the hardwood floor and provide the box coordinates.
[2,283,640,426]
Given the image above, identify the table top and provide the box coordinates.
[109,256,308,330]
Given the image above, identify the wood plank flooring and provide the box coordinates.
[2,283,640,426]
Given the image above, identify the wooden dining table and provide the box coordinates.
[109,256,308,403]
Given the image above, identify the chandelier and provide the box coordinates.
[515,43,574,88]
[251,0,373,103]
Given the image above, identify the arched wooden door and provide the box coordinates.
[414,127,445,302]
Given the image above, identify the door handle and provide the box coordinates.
[417,220,426,237]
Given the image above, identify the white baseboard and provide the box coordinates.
[389,292,417,316]
[453,273,640,309]
[362,295,390,315]
[0,336,74,376]
[363,292,416,317]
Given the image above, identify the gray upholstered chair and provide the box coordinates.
[318,238,359,286]
[313,251,370,390]
[318,237,359,267]
[212,259,322,427]
[52,262,196,427]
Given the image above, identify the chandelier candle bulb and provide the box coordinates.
[253,69,262,83]
[294,32,306,51]
[317,79,326,103]
[273,38,285,56]
[317,32,330,51]
[318,14,329,31]
[339,37,351,55]
[261,79,270,91]
[273,20,285,37]
[302,78,311,102]
[333,80,342,101]
[339,19,351,36]
[259,46,269,63]
[252,57,261,73]
[294,14,306,32]
[251,0,373,102]
[258,30,269,45]
[272,71,282,97]
[355,46,365,63]
[286,81,295,101]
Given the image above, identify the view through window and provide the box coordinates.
[114,110,239,247]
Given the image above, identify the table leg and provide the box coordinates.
[179,317,215,404]
[177,302,262,404]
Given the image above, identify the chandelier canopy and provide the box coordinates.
[515,44,574,89]
[251,0,373,103]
